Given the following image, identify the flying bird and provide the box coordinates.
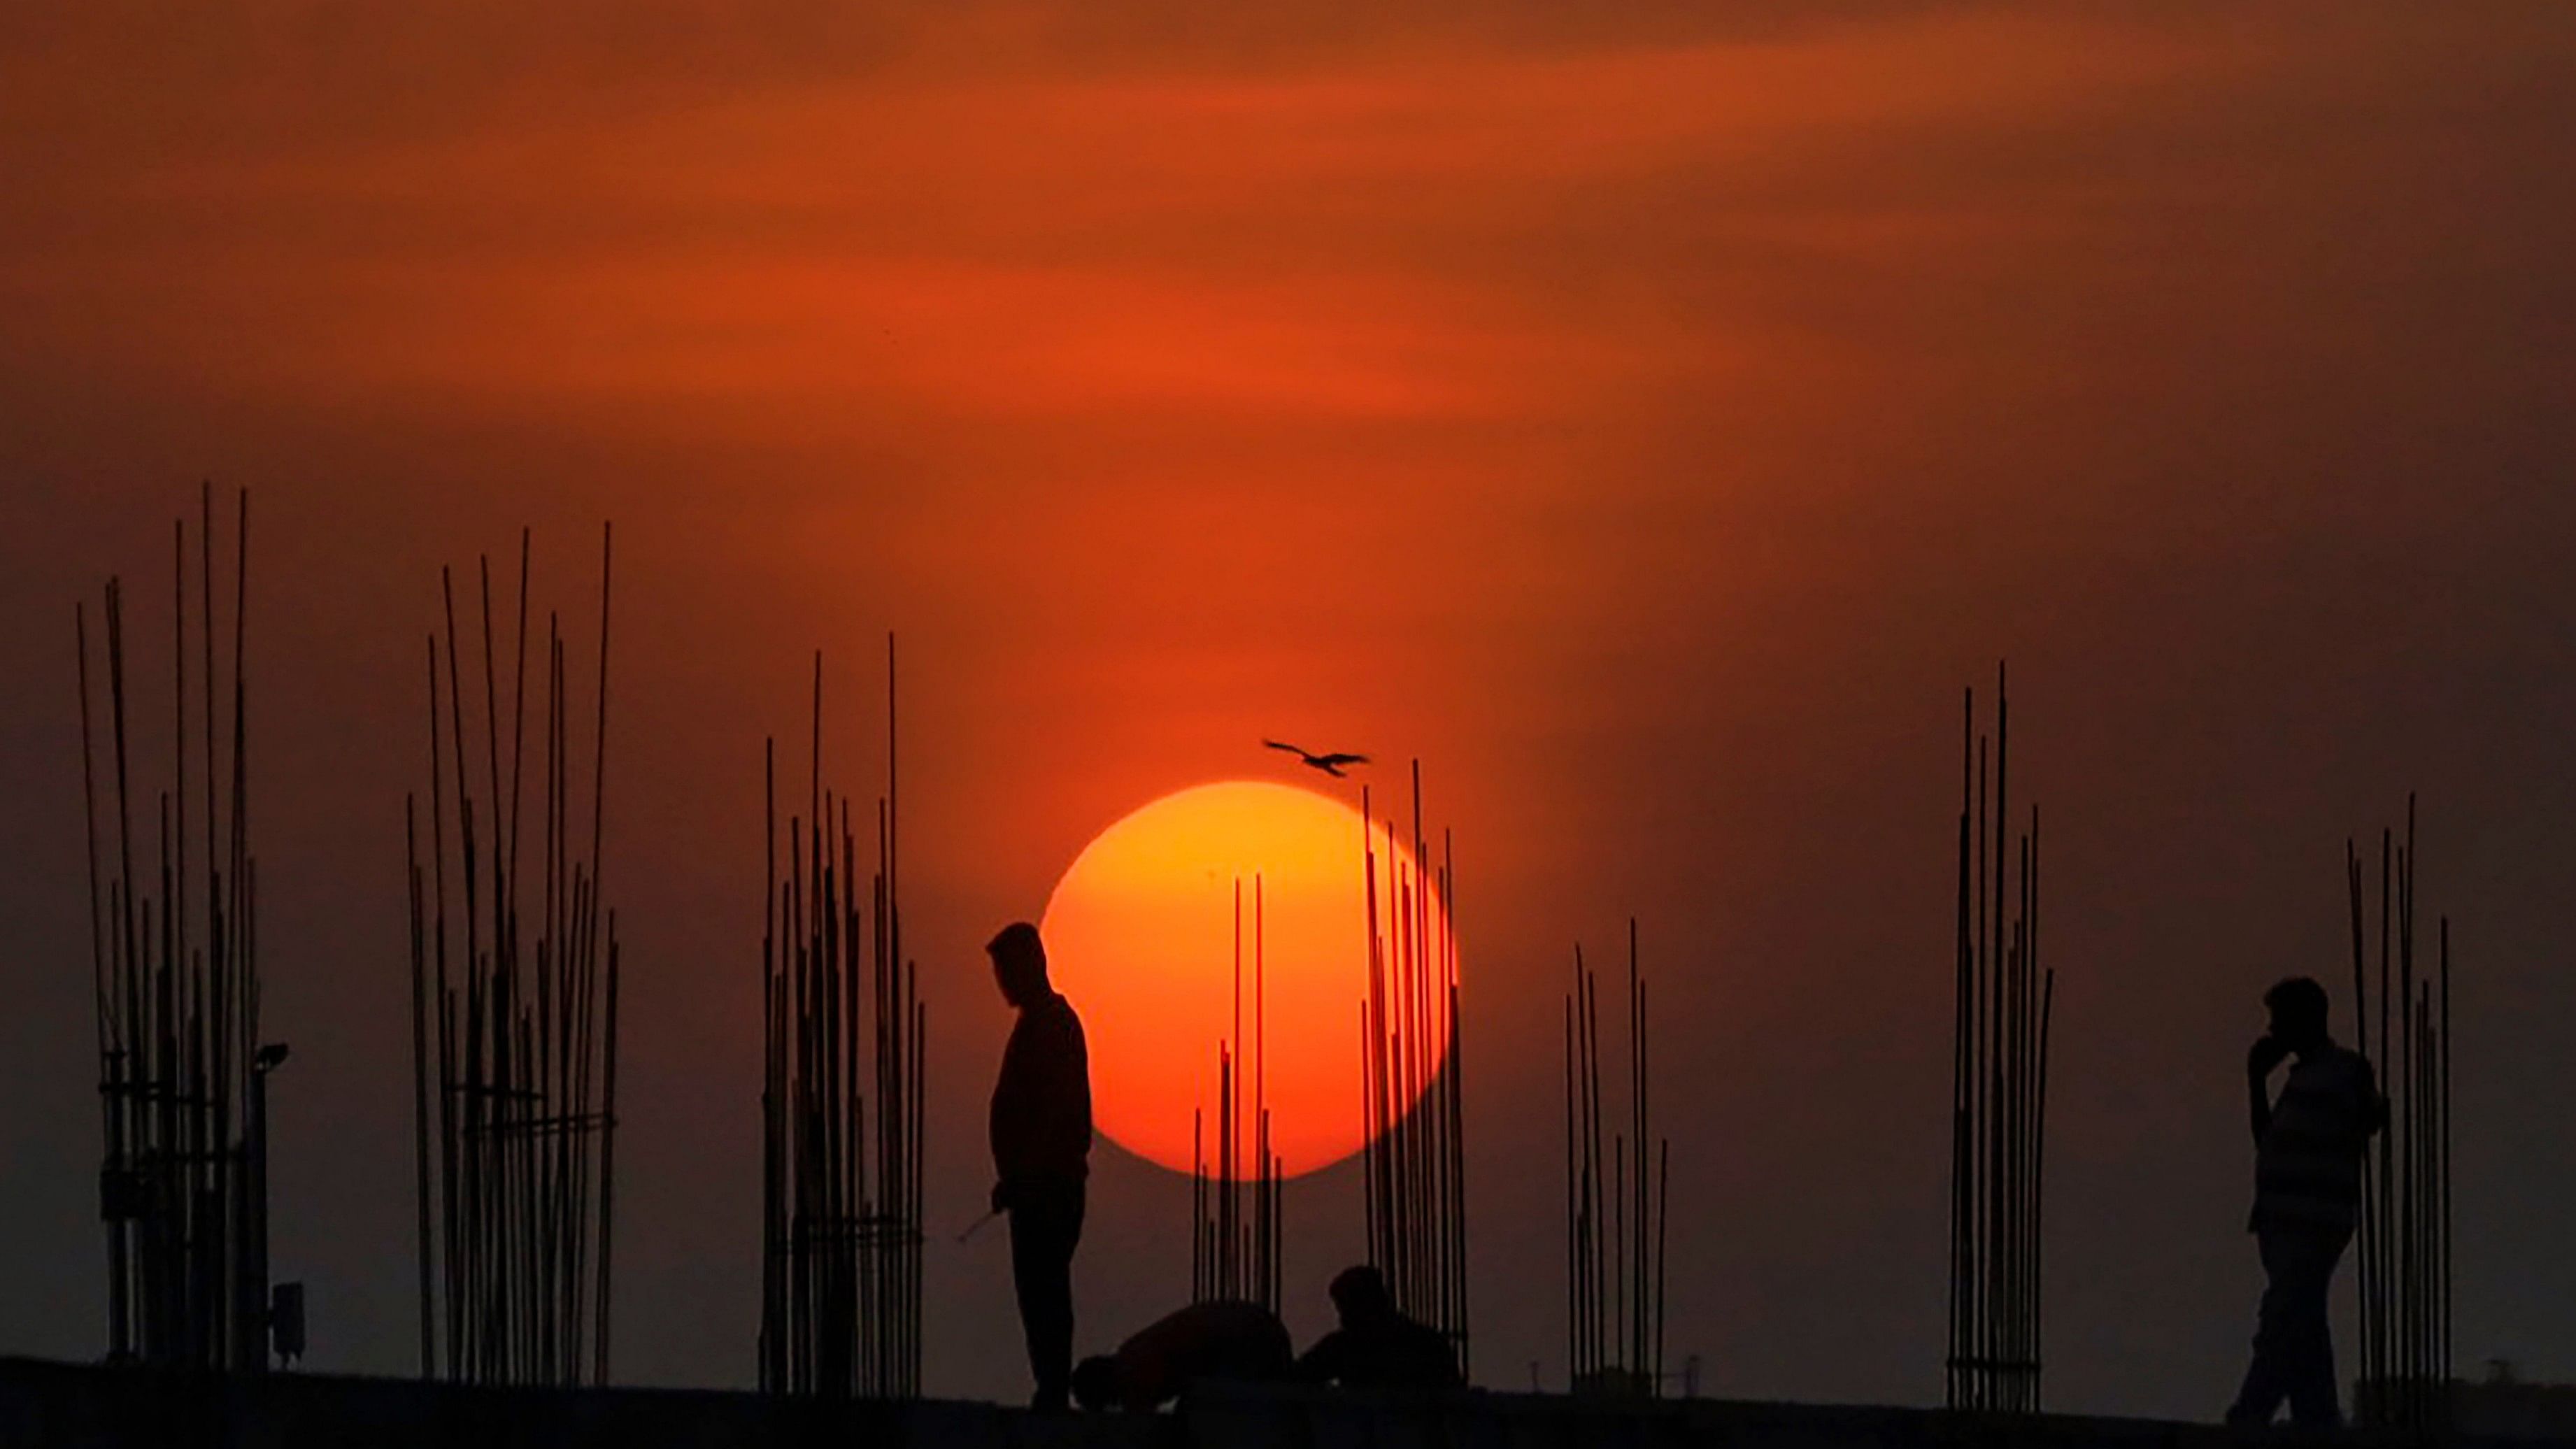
[1263,739,1370,777]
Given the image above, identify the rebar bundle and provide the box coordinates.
[1358,762,1470,1378]
[76,485,287,1370]
[406,526,622,1385]
[1193,877,1283,1312]
[758,643,925,1399]
[1564,921,1669,1398]
[2347,797,2454,1431]
[1946,666,2054,1414]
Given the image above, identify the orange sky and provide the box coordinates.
[3,0,2575,1418]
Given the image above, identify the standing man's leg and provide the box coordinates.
[2230,1232,2297,1425]
[1037,1181,1085,1407]
[2283,1231,2351,1429]
[1009,1179,1086,1409]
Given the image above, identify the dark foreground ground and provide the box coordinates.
[0,1357,2550,1449]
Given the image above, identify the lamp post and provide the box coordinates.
[246,1042,289,1370]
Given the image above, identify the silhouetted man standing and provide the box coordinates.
[988,922,1092,1411]
[2228,976,2382,1429]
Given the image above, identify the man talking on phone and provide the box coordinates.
[2227,976,2384,1429]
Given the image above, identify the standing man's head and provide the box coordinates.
[1328,1264,1395,1330]
[988,922,1049,1009]
[2263,976,2333,1054]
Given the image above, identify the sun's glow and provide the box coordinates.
[1040,780,1451,1178]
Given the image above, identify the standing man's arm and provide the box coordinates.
[992,1015,1032,1212]
[2247,1036,2289,1144]
[1040,1004,1093,1172]
[1294,1332,1346,1385]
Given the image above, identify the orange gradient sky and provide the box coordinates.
[3,0,2575,1420]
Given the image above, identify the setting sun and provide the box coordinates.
[1039,780,1451,1178]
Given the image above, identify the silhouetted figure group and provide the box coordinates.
[986,921,1460,1414]
[1069,1267,1460,1413]
[990,919,2367,1422]
[2228,976,2384,1429]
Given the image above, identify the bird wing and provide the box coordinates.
[1262,738,1309,757]
[1316,752,1369,768]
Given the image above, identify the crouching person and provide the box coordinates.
[1297,1266,1462,1392]
[1071,1299,1294,1413]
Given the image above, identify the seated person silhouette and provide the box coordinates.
[1296,1265,1462,1391]
[1070,1299,1294,1412]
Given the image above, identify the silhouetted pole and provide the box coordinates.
[408,525,621,1387]
[757,638,923,1399]
[1945,665,2052,1414]
[1358,766,1471,1378]
[1564,922,1668,1397]
[1193,876,1282,1313]
[2347,797,2454,1430]
[78,486,284,1371]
